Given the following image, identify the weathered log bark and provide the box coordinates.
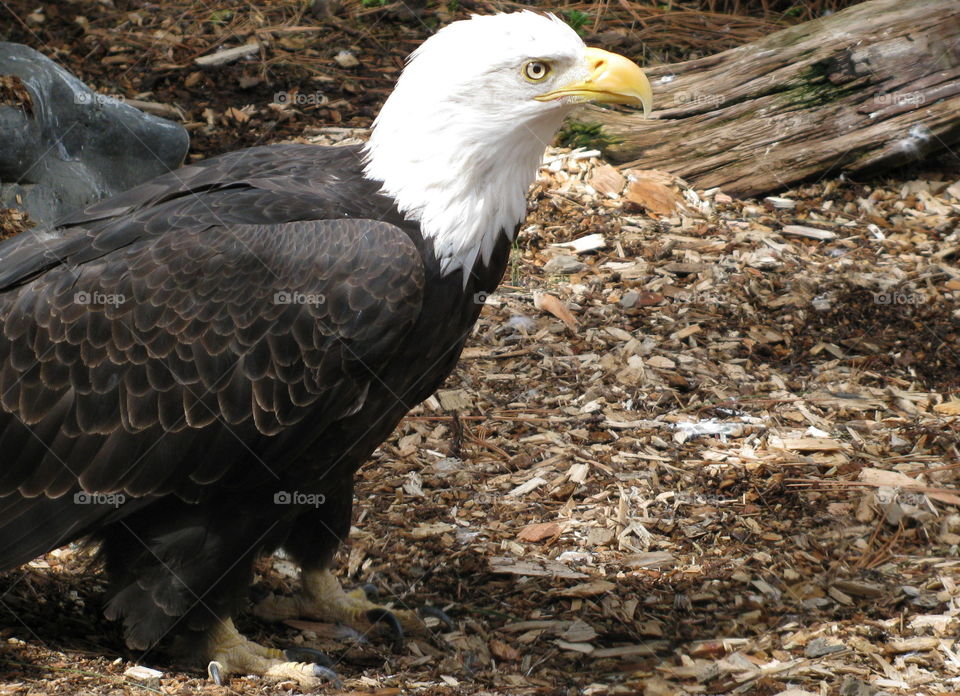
[584,0,960,197]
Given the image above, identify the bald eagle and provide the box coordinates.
[0,12,650,686]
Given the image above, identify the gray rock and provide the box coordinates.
[0,43,189,227]
[543,254,586,275]
[804,637,845,658]
[801,597,831,610]
[840,676,884,696]
[620,290,640,309]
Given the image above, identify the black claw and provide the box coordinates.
[360,583,379,601]
[248,585,271,604]
[207,661,224,686]
[312,664,342,687]
[284,646,334,668]
[365,607,404,649]
[418,605,455,629]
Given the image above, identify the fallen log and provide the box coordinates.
[584,0,960,197]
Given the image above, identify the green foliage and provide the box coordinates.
[360,0,390,7]
[447,0,460,12]
[207,9,233,25]
[781,62,860,108]
[509,236,523,286]
[555,120,618,151]
[563,10,591,35]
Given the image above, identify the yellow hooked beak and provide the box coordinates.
[534,47,652,117]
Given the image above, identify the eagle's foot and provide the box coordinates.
[254,568,451,646]
[204,617,339,688]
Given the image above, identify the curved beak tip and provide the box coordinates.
[535,47,652,117]
[587,47,653,116]
[639,90,652,119]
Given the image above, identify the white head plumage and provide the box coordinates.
[363,12,650,284]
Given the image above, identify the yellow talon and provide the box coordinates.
[253,568,430,637]
[203,618,337,688]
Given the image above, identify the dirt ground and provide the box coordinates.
[1,1,959,695]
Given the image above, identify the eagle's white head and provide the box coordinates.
[363,12,651,283]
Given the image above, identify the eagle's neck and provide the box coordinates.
[362,107,568,285]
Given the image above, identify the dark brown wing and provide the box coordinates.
[0,216,424,500]
[0,143,402,290]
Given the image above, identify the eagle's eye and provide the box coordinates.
[522,60,551,82]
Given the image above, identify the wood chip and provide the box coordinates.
[195,41,260,66]
[550,233,607,253]
[624,178,682,216]
[859,468,960,506]
[436,388,473,411]
[489,638,520,661]
[123,666,162,687]
[506,476,547,498]
[533,292,579,331]
[517,521,562,542]
[623,552,676,568]
[556,580,616,597]
[933,400,960,415]
[884,637,940,653]
[408,522,457,538]
[781,224,838,240]
[776,437,845,451]
[591,643,666,658]
[556,640,594,653]
[489,557,589,579]
[587,165,626,197]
